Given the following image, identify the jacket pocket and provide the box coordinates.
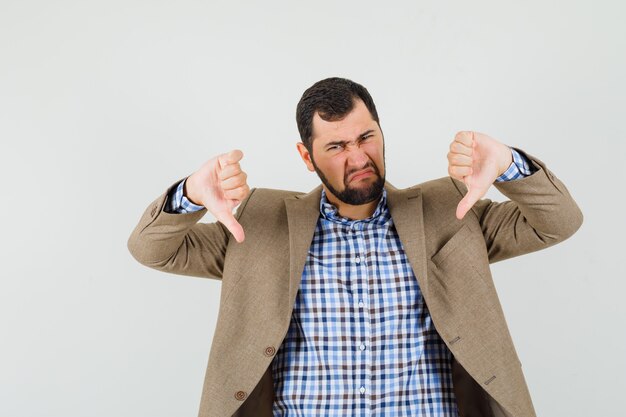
[431,224,473,267]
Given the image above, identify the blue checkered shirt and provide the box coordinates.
[165,148,535,416]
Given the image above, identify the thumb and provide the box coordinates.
[215,209,245,243]
[455,180,482,220]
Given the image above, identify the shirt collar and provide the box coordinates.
[319,187,389,225]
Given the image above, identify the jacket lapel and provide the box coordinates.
[385,182,429,296]
[284,185,323,311]
[283,181,428,314]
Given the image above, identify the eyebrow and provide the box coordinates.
[324,129,376,149]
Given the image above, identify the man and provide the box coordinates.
[127,77,583,417]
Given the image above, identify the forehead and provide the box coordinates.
[311,99,376,145]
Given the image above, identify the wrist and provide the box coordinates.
[497,145,513,177]
[183,175,203,206]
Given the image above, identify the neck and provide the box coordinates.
[323,187,380,220]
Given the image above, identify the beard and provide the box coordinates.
[311,157,385,206]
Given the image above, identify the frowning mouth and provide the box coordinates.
[348,168,374,183]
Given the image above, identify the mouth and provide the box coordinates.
[348,168,374,183]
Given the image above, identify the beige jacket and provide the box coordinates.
[127,149,583,417]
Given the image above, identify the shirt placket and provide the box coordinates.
[349,220,372,416]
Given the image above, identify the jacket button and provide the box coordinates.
[234,390,247,401]
[264,346,276,356]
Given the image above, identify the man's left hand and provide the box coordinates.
[447,131,513,220]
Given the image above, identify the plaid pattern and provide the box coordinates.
[496,147,535,181]
[164,176,205,213]
[164,147,535,416]
[271,188,459,416]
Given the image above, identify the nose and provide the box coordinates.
[345,146,369,168]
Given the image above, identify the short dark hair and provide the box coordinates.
[296,77,380,151]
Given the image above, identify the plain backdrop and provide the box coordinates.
[1,1,624,416]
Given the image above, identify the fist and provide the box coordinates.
[447,131,513,220]
[186,149,250,243]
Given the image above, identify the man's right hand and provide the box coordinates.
[184,149,250,243]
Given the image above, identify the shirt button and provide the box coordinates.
[355,256,361,264]
[359,386,366,394]
[359,343,366,351]
[358,300,364,308]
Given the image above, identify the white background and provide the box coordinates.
[1,1,624,416]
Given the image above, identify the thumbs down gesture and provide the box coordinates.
[185,149,250,243]
[447,131,514,220]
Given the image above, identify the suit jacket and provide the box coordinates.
[127,148,583,417]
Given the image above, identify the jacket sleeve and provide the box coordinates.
[127,177,256,280]
[451,147,584,264]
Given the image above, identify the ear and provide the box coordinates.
[296,142,316,172]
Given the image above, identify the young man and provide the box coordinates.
[128,77,583,417]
